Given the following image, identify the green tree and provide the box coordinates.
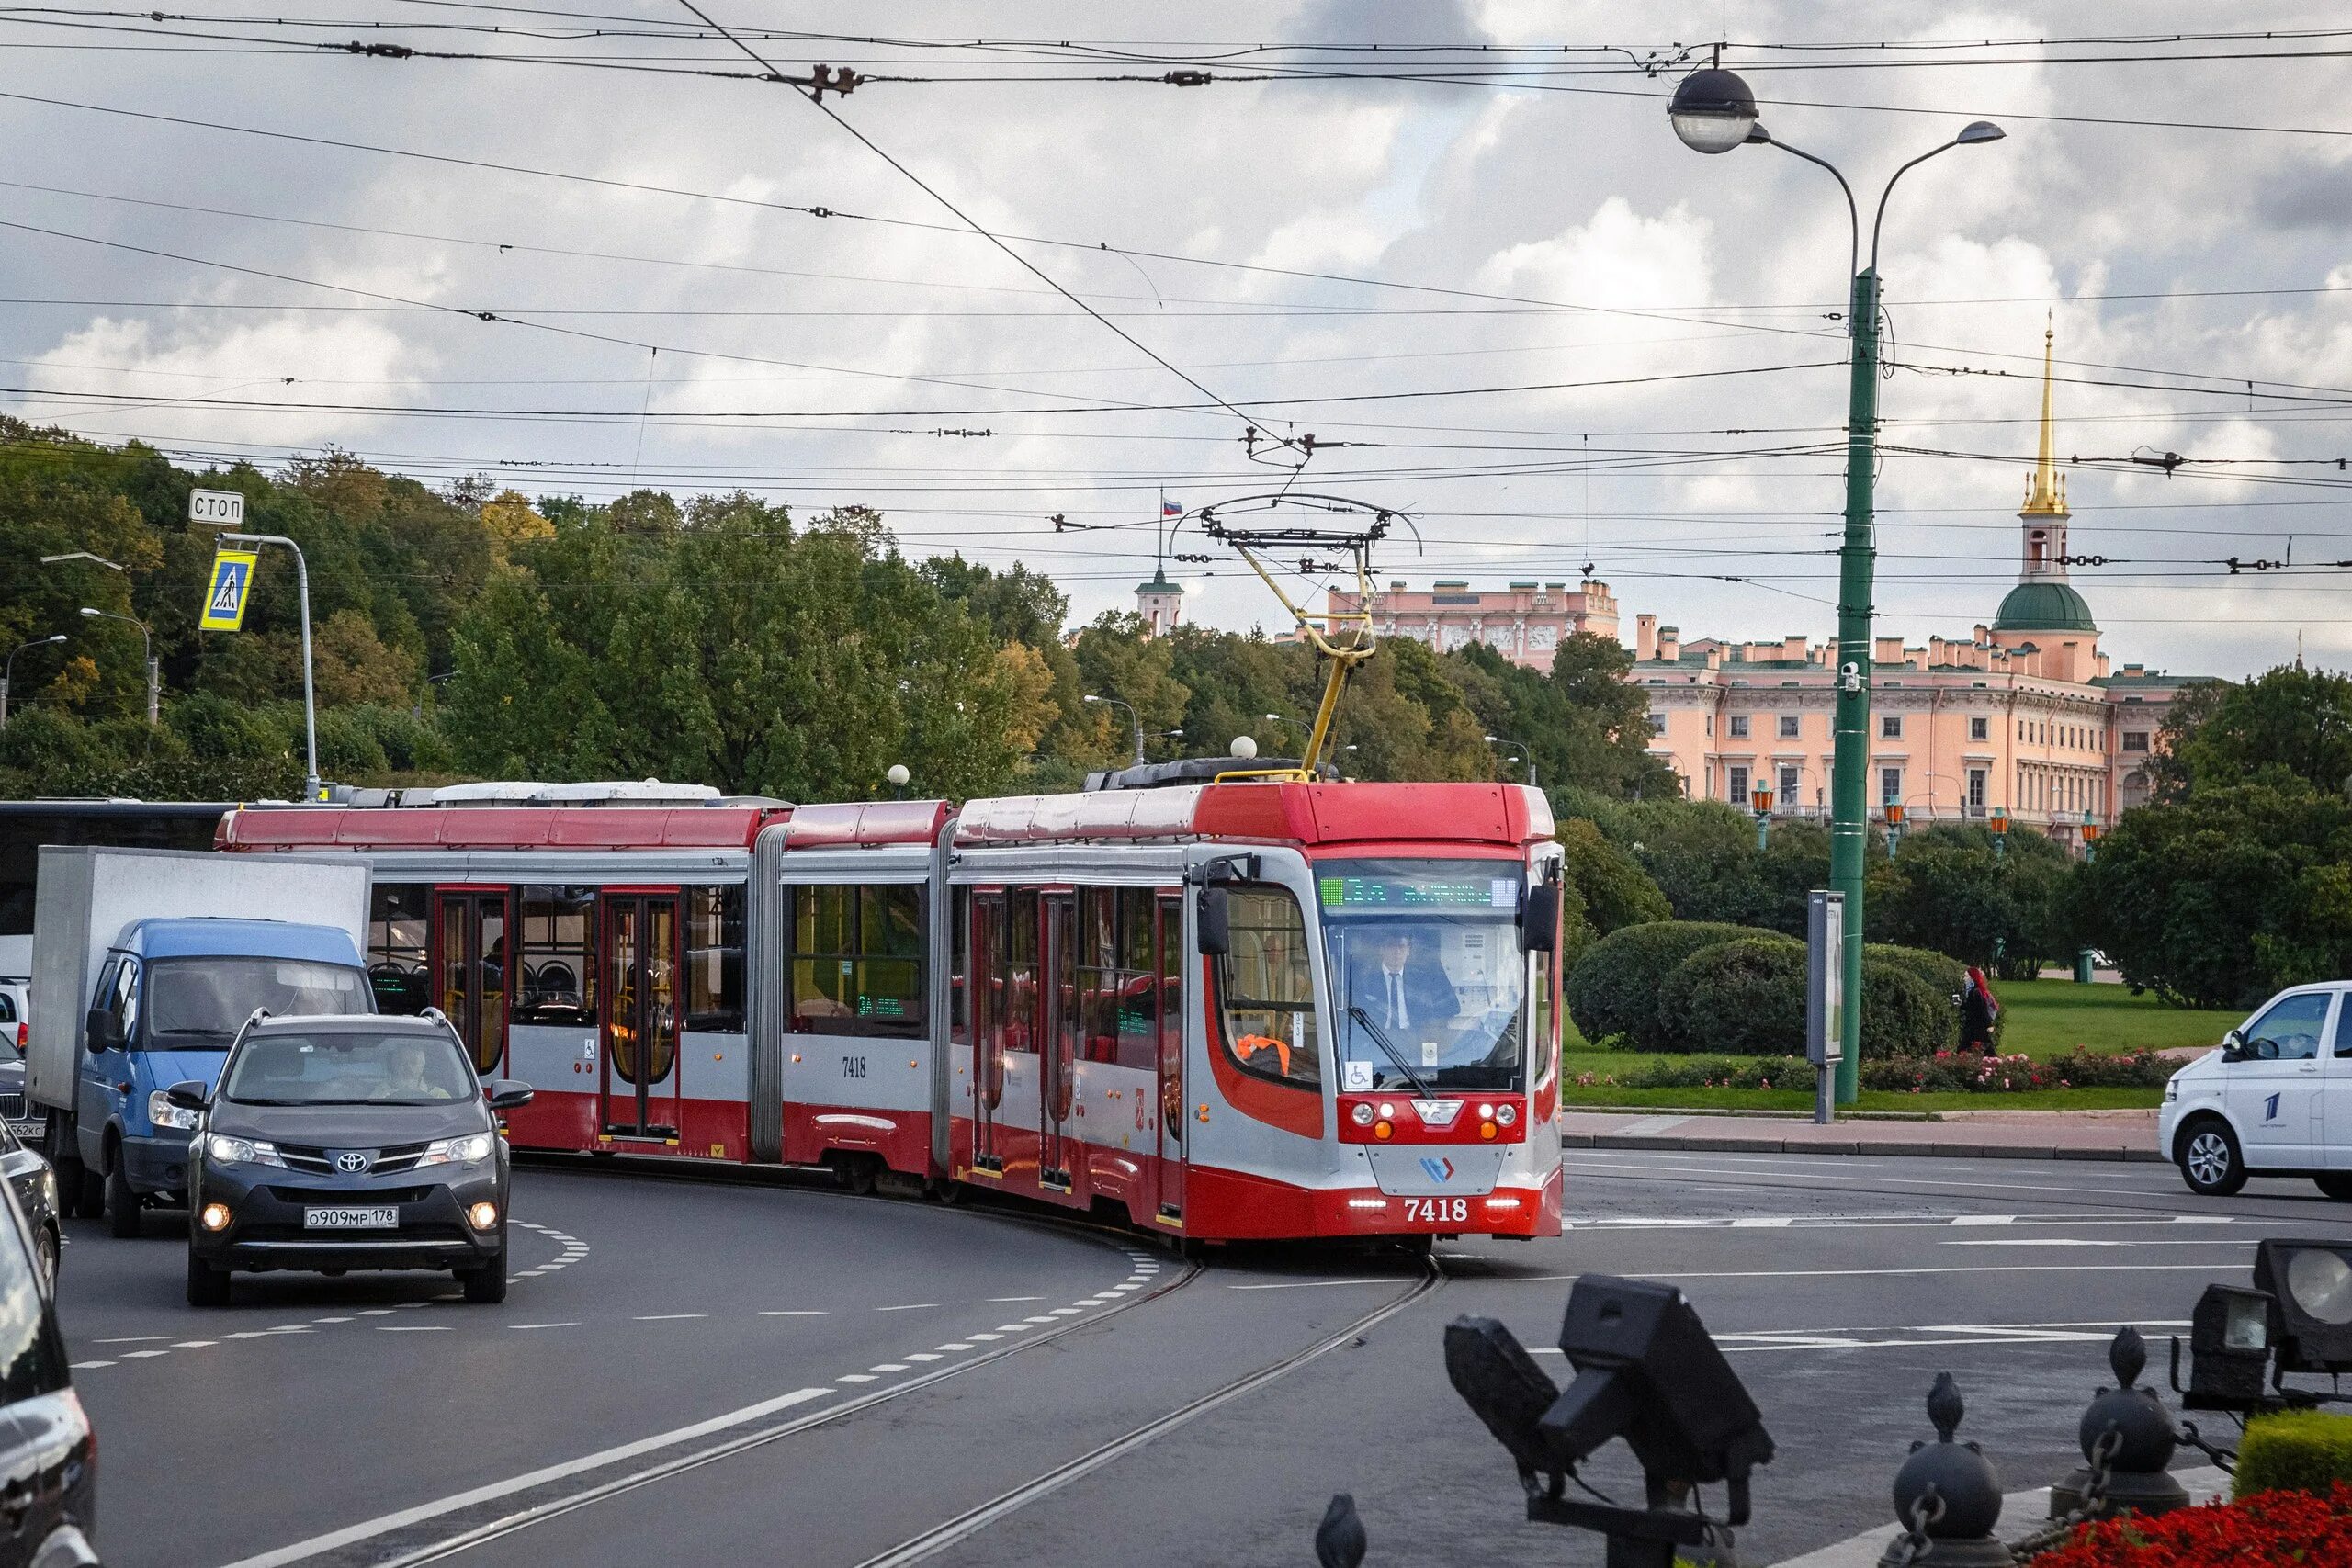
[2152,665,2352,803]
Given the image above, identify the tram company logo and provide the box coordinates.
[1419,1156,1455,1184]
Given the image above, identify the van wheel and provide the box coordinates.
[186,1251,230,1307]
[2317,1175,2352,1201]
[105,1157,141,1238]
[2178,1119,2248,1197]
[459,1246,508,1304]
[33,1226,59,1290]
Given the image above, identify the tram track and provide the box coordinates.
[850,1254,1445,1568]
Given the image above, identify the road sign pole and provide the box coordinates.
[214,531,320,799]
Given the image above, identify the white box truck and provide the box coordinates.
[29,846,373,1235]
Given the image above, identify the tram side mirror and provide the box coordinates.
[1197,886,1231,958]
[1521,882,1561,954]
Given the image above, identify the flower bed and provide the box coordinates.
[1595,1048,2173,1096]
[2032,1481,2352,1565]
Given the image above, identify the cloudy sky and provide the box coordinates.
[3,1,2348,679]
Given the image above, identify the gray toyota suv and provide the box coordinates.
[175,1012,532,1307]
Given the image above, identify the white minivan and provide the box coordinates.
[2160,982,2352,1197]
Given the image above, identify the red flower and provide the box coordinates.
[2033,1482,2352,1566]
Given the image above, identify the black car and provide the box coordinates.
[176,1013,532,1307]
[0,1179,96,1566]
[0,1121,61,1292]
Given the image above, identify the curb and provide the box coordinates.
[1770,1467,2227,1567]
[1564,1132,2165,1164]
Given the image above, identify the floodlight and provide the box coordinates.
[2174,1282,2277,1410]
[1443,1315,1562,1493]
[1545,1275,1775,1490]
[2255,1239,2352,1372]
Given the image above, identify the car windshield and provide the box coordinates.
[1317,858,1527,1091]
[143,957,370,1048]
[220,1030,478,1106]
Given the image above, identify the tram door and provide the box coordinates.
[1154,894,1186,1221]
[969,894,1004,1171]
[1041,893,1079,1189]
[600,892,681,1138]
[432,889,512,1077]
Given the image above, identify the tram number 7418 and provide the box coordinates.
[1403,1197,1468,1224]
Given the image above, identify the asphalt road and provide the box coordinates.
[54,1150,2352,1568]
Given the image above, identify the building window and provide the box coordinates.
[1779,715,1801,739]
[684,885,745,1032]
[1728,715,1750,739]
[368,884,430,1015]
[1968,768,1987,811]
[786,884,925,1038]
[1778,764,1799,802]
[1728,765,1749,805]
[1648,713,1667,736]
[1881,715,1903,739]
[1213,886,1320,1089]
[1969,716,1989,742]
[1881,766,1902,804]
[2122,730,2150,753]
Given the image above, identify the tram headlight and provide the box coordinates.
[1377,1102,1395,1121]
[1496,1103,1519,1127]
[1351,1102,1375,1127]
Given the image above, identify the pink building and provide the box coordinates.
[1324,579,1622,670]
[1633,331,2207,844]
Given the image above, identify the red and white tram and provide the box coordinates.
[217,767,1565,1242]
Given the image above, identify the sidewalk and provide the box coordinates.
[1562,1106,2164,1164]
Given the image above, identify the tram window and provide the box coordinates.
[1158,895,1183,1145]
[515,886,597,1026]
[684,885,745,1033]
[949,887,970,1043]
[368,884,430,1015]
[1532,943,1558,1089]
[1213,886,1321,1090]
[787,884,925,1039]
[1115,890,1158,1072]
[1004,890,1039,1054]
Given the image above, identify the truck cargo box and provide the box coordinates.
[28,847,370,1109]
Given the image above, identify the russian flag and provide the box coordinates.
[1161,499,1183,516]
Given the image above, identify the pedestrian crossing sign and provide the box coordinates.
[199,547,258,631]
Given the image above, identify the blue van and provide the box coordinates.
[71,919,372,1236]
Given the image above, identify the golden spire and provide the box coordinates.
[2021,316,2069,516]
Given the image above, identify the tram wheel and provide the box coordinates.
[930,1178,967,1205]
[839,1155,879,1196]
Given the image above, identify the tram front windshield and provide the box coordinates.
[1318,859,1525,1093]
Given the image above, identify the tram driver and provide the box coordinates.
[1334,918,1522,1092]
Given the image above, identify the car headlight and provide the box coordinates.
[147,1090,202,1132]
[415,1132,497,1168]
[205,1134,286,1168]
[2165,1075,2181,1103]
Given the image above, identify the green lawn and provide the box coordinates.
[1559,976,2234,1113]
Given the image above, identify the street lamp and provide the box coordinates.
[1482,734,1537,787]
[79,607,158,728]
[1081,693,1145,766]
[1750,783,1775,851]
[1989,804,2009,861]
[1883,799,1906,854]
[1,635,66,729]
[886,762,910,800]
[203,526,322,799]
[1670,61,2005,1107]
[2080,807,2101,863]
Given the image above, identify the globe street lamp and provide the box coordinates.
[1,634,66,729]
[80,607,158,727]
[1669,62,2005,1106]
[1749,782,1775,851]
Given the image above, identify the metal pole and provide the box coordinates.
[1829,265,1880,1107]
[146,654,159,727]
[220,533,320,797]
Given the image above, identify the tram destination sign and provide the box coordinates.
[1319,873,1516,909]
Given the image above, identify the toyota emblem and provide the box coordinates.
[334,1151,370,1174]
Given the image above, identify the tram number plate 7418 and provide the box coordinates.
[1403,1197,1468,1224]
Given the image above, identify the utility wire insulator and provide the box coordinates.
[1163,70,1213,86]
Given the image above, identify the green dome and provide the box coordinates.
[1993,580,2097,634]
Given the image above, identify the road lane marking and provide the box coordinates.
[995,1324,1033,1332]
[633,1314,707,1322]
[512,1323,581,1330]
[1942,1238,2250,1248]
[212,1386,835,1568]
[172,1340,218,1348]
[120,1349,169,1359]
[379,1325,451,1333]
[93,1335,169,1345]
[989,1295,1045,1303]
[1951,1214,2017,1226]
[838,1373,877,1383]
[936,1342,973,1351]
[874,1303,935,1312]
[68,1360,110,1370]
[1508,1263,2245,1282]
[1229,1278,1396,1291]
[868,1363,910,1372]
[760,1310,827,1316]
[902,1353,943,1362]
[967,1332,1001,1340]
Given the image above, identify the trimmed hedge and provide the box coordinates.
[1656,939,1808,1057]
[2238,1411,2352,1500]
[1860,956,1960,1059]
[1603,1049,2174,1096]
[1565,920,1788,1051]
